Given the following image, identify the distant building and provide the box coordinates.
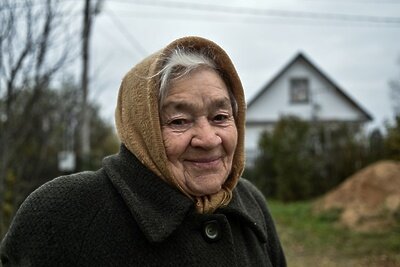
[245,52,372,165]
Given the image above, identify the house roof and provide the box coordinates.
[247,52,373,121]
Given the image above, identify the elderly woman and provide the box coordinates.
[0,37,286,266]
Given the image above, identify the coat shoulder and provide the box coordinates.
[0,169,112,266]
[18,170,109,218]
[235,178,287,267]
[236,178,267,204]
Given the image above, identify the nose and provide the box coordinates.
[191,118,222,149]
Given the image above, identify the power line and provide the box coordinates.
[107,0,400,26]
[107,8,400,28]
[1,0,80,10]
[301,0,400,4]
[9,0,400,4]
[104,9,148,57]
[5,0,400,27]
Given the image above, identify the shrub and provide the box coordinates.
[250,116,374,201]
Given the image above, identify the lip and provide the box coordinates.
[184,157,222,169]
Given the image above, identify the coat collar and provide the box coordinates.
[222,181,269,243]
[103,145,193,243]
[103,145,267,244]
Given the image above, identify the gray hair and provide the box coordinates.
[158,47,238,115]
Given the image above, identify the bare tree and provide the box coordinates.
[0,0,77,236]
[389,57,400,116]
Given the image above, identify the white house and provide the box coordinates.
[245,52,372,164]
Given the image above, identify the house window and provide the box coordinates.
[290,78,309,103]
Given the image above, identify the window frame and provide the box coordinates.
[289,77,310,104]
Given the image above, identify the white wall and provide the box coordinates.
[246,60,366,123]
[245,58,368,165]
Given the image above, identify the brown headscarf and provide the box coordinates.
[115,36,246,214]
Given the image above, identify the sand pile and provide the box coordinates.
[314,160,400,232]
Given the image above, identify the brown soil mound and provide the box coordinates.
[314,160,400,232]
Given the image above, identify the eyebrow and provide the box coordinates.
[162,97,232,113]
[213,98,232,110]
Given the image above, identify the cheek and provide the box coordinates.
[222,127,238,156]
[162,130,189,161]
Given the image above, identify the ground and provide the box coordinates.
[269,201,400,267]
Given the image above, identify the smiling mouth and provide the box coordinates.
[185,157,222,169]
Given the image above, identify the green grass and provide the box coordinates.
[268,201,400,267]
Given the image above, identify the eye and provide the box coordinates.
[213,114,229,123]
[169,118,188,126]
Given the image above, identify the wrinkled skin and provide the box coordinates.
[160,68,238,196]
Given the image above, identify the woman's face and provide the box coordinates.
[160,68,238,196]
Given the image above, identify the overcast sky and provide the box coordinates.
[81,0,400,130]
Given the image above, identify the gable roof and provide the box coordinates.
[247,52,373,121]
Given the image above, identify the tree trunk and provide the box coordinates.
[80,0,92,163]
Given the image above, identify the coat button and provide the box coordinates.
[202,220,221,242]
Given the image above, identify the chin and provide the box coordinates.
[182,170,229,196]
[189,180,224,196]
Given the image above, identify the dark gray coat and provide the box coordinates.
[1,146,286,266]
